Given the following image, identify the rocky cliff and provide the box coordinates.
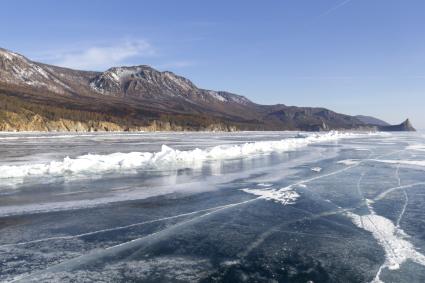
[378,119,416,132]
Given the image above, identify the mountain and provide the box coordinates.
[355,115,390,127]
[378,119,416,132]
[0,48,415,132]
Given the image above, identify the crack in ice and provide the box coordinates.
[9,198,258,282]
[0,201,258,249]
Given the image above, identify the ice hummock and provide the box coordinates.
[0,132,361,180]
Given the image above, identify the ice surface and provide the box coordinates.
[407,144,425,152]
[372,159,425,167]
[2,131,425,282]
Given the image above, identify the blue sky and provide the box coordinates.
[1,0,424,128]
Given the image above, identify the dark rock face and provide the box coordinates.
[379,119,416,132]
[355,115,390,127]
[0,47,416,132]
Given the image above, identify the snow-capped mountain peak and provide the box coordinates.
[0,48,73,93]
[89,65,198,95]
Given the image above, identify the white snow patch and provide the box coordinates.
[257,183,273,187]
[109,71,120,82]
[337,159,360,166]
[208,91,227,102]
[347,210,425,280]
[89,81,106,94]
[110,67,141,81]
[311,167,322,172]
[32,64,50,79]
[242,187,300,205]
[0,49,22,61]
[221,260,241,266]
[347,195,425,282]
[163,72,193,91]
[227,94,250,104]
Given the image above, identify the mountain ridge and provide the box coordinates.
[355,115,391,127]
[0,47,415,132]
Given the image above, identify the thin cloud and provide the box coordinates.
[319,0,352,18]
[47,40,155,71]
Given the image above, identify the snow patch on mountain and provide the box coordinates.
[208,91,228,102]
[0,48,70,93]
[163,71,194,91]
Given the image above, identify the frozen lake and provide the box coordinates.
[1,131,425,282]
